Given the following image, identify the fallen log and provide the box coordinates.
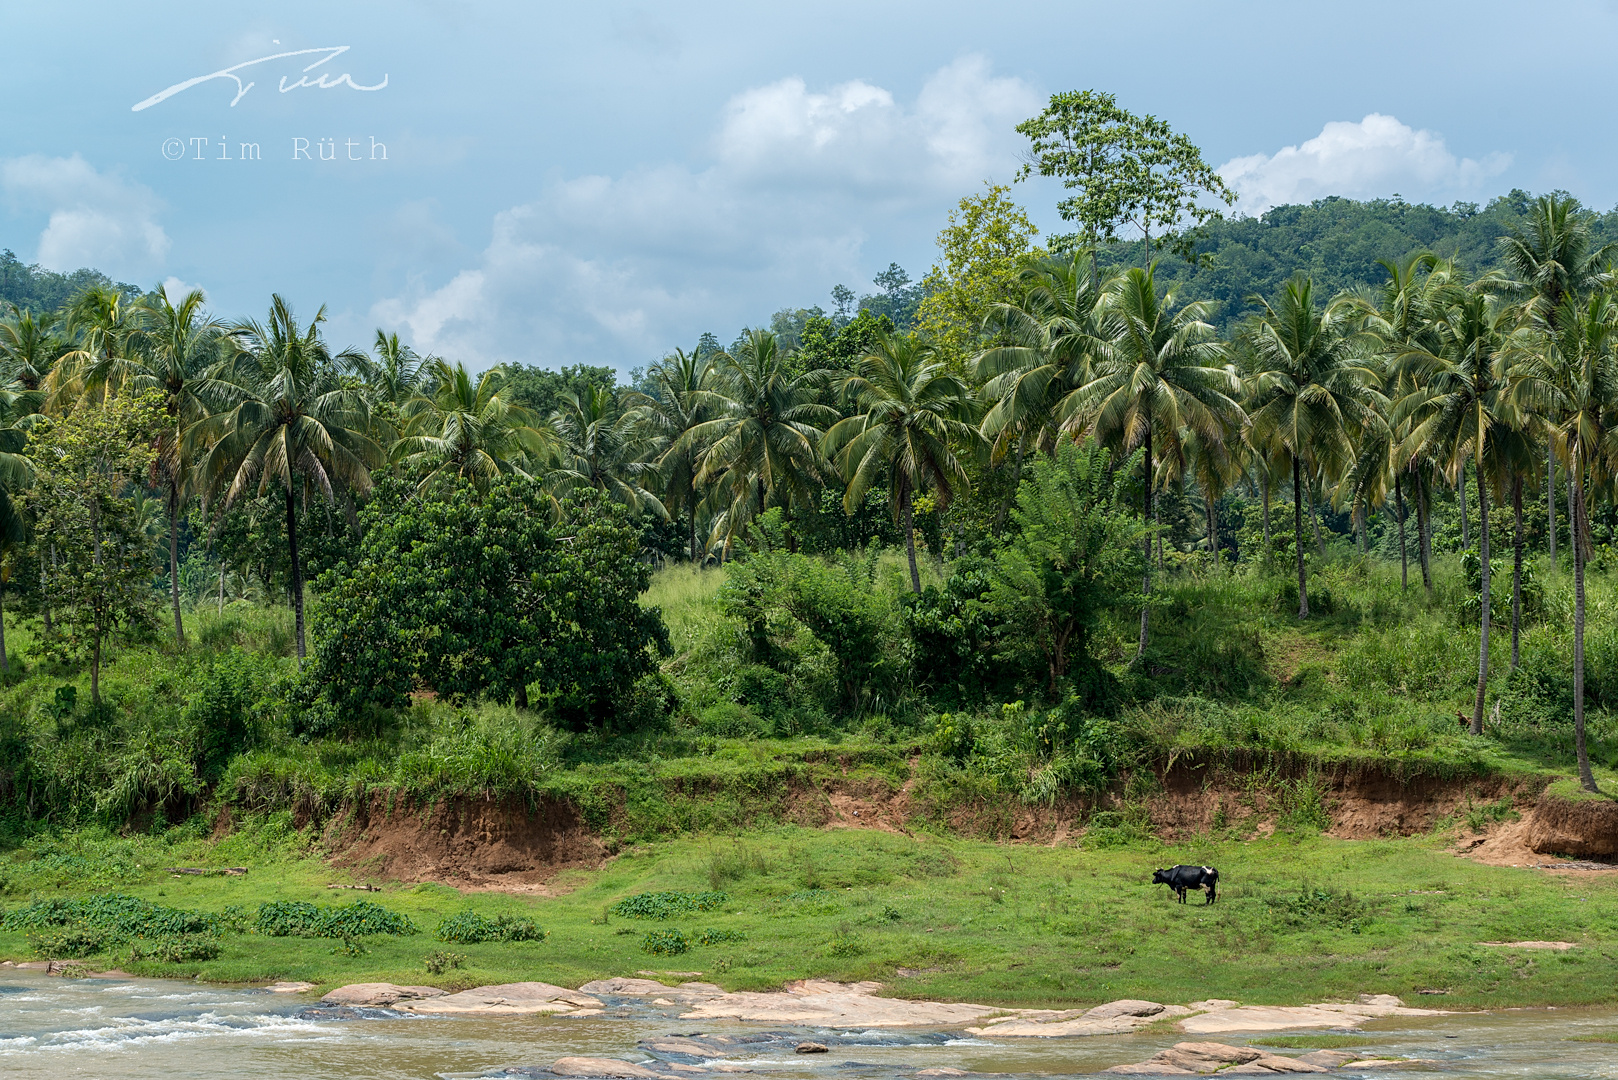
[165,867,247,876]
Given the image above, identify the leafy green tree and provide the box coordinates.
[1245,276,1381,618]
[914,184,1043,363]
[0,383,39,670]
[192,295,380,659]
[47,284,147,411]
[823,331,979,592]
[394,358,551,494]
[23,392,164,704]
[501,362,619,417]
[1016,90,1233,265]
[1079,265,1240,651]
[985,438,1145,696]
[308,479,668,729]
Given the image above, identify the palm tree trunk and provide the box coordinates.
[1417,478,1433,591]
[1458,470,1469,549]
[1568,472,1576,569]
[688,502,698,564]
[1547,444,1557,567]
[0,578,8,673]
[1206,492,1219,571]
[1310,480,1325,557]
[1261,472,1271,559]
[1511,476,1523,673]
[169,485,185,649]
[1356,503,1366,557]
[285,488,306,660]
[1574,468,1598,792]
[1471,465,1490,735]
[902,486,920,594]
[218,561,226,614]
[1139,428,1153,656]
[1294,457,1309,618]
[1396,474,1408,590]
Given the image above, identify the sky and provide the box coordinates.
[3,0,1617,374]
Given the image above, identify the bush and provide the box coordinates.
[185,649,276,781]
[611,891,728,920]
[254,900,416,938]
[1,893,220,938]
[127,934,221,963]
[695,927,747,945]
[641,927,691,955]
[28,926,116,958]
[424,949,465,974]
[434,909,547,944]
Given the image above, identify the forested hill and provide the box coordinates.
[0,250,136,312]
[1101,189,1618,333]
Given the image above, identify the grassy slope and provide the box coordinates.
[2,822,1614,1009]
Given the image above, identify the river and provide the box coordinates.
[0,973,1613,1079]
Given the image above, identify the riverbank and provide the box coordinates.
[1,822,1613,1009]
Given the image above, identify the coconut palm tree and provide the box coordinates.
[191,295,380,659]
[1075,264,1241,653]
[394,358,551,494]
[0,383,40,671]
[1497,194,1616,567]
[548,385,665,517]
[976,254,1111,457]
[47,284,148,411]
[633,347,717,562]
[0,307,63,392]
[1245,275,1381,619]
[823,330,980,592]
[1391,279,1513,734]
[678,330,836,553]
[1510,290,1618,793]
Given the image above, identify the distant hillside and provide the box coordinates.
[0,249,136,313]
[1100,189,1618,333]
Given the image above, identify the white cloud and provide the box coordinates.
[0,154,170,278]
[160,275,206,301]
[1218,114,1511,215]
[374,56,1037,368]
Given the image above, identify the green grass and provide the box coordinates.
[1,822,1614,1008]
[1571,1031,1618,1043]
[1249,1035,1381,1049]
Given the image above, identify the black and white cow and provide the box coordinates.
[1152,865,1218,905]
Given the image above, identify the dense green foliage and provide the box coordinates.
[254,899,416,938]
[434,909,547,944]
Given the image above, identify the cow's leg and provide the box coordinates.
[1205,885,1215,905]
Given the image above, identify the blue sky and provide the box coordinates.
[3,1,1616,373]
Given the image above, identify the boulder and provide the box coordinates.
[320,983,447,1007]
[794,1043,829,1054]
[402,982,602,1016]
[1084,1000,1167,1021]
[1295,1051,1360,1068]
[1107,1042,1262,1074]
[550,1057,664,1078]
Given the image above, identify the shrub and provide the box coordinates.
[434,909,547,944]
[28,926,116,958]
[255,900,416,938]
[641,928,691,955]
[695,927,747,945]
[610,891,727,920]
[424,949,466,974]
[2,894,220,938]
[127,934,221,963]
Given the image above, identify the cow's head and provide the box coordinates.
[1151,868,1171,885]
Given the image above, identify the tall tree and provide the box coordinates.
[633,347,716,562]
[1392,279,1512,734]
[1077,265,1241,653]
[1245,276,1381,618]
[192,295,380,659]
[823,331,980,592]
[0,307,62,392]
[394,358,551,494]
[679,330,835,552]
[548,386,664,517]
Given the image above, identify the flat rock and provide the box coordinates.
[1179,996,1445,1034]
[1296,1051,1361,1067]
[1104,1064,1196,1075]
[1342,1061,1435,1070]
[266,981,317,994]
[1085,999,1168,1020]
[1220,1055,1328,1074]
[321,982,447,1006]
[916,1069,972,1077]
[795,1042,829,1054]
[969,999,1190,1037]
[402,982,603,1016]
[550,1057,664,1077]
[677,979,1001,1028]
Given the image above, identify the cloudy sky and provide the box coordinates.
[1,1,1613,373]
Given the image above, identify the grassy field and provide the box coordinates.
[1,820,1613,1010]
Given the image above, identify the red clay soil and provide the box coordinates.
[1147,762,1546,841]
[1524,790,1618,858]
[326,793,607,892]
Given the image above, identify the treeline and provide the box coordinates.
[2,89,1616,799]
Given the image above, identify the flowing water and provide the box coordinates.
[1,973,1613,1080]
